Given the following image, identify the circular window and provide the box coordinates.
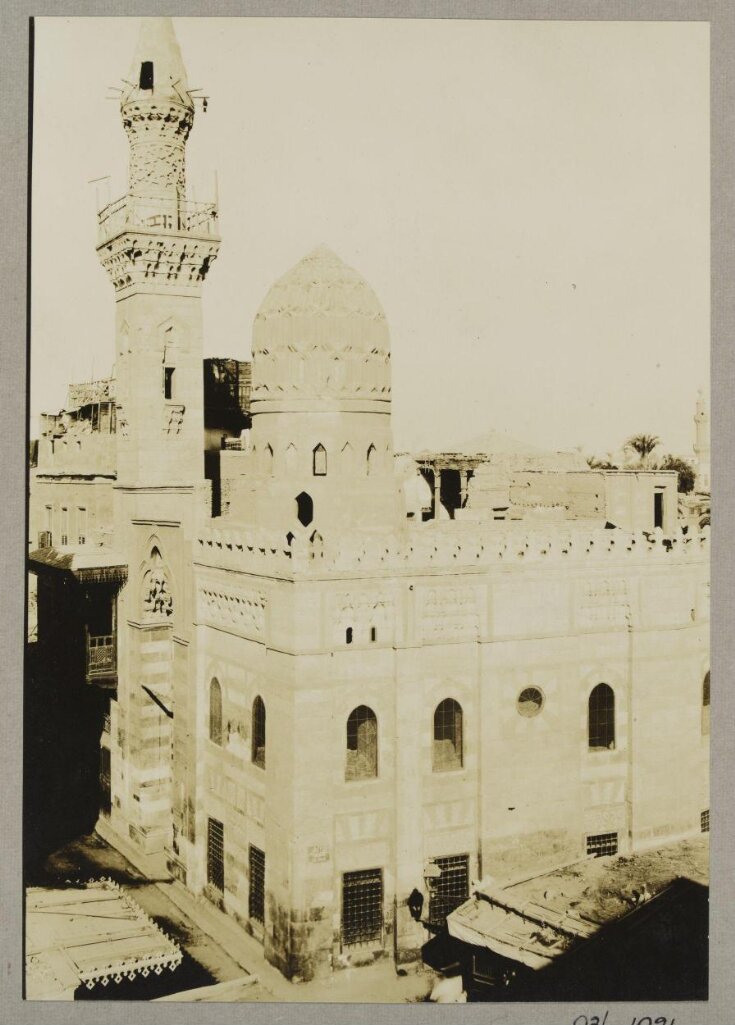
[517,687,544,717]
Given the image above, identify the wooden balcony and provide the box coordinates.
[86,633,116,684]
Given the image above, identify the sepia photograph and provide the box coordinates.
[23,12,711,1008]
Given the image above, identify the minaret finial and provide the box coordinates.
[121,17,192,107]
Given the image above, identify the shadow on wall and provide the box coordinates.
[24,642,109,881]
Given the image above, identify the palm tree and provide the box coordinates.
[624,433,661,468]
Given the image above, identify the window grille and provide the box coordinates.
[207,817,225,892]
[588,683,615,750]
[702,672,710,736]
[428,854,470,925]
[209,678,223,745]
[342,868,383,947]
[586,831,618,858]
[252,696,266,768]
[249,845,265,923]
[346,706,378,781]
[701,809,709,833]
[433,698,463,771]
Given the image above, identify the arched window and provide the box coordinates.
[313,444,327,476]
[263,443,274,476]
[367,443,376,477]
[252,696,266,768]
[702,671,710,736]
[209,678,223,745]
[296,491,313,527]
[285,443,298,474]
[433,698,463,771]
[341,441,354,474]
[346,705,378,781]
[588,683,615,750]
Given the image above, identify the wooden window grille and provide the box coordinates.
[588,683,615,750]
[586,832,618,858]
[433,698,463,771]
[701,809,709,833]
[428,854,470,926]
[248,845,265,924]
[342,868,383,947]
[207,817,225,892]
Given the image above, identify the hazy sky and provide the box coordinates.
[31,17,709,457]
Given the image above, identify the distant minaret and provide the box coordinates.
[97,16,220,487]
[693,389,710,492]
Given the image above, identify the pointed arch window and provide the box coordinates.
[313,444,327,476]
[702,671,710,736]
[346,705,378,781]
[433,698,463,771]
[309,530,324,560]
[341,442,354,474]
[588,683,615,750]
[252,696,266,769]
[367,444,376,477]
[209,678,223,746]
[263,443,274,476]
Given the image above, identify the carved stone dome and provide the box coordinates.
[251,246,391,407]
[254,245,386,327]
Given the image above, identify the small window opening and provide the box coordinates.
[252,695,266,768]
[701,809,709,833]
[296,491,313,527]
[586,831,618,858]
[139,60,154,90]
[370,626,377,642]
[164,367,175,400]
[209,678,223,746]
[654,489,664,530]
[345,627,353,645]
[702,671,710,736]
[313,443,327,476]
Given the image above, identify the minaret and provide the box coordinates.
[95,18,219,860]
[693,389,710,492]
[97,16,220,487]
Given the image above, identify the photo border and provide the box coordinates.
[2,2,732,1023]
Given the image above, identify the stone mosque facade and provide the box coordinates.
[29,20,710,981]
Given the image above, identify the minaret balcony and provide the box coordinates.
[97,194,219,245]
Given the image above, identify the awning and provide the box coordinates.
[28,547,128,586]
[447,873,600,971]
[25,881,182,1000]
